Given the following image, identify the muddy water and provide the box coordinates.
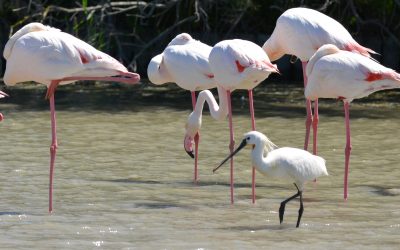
[0,83,399,249]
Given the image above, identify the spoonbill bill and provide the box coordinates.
[147,33,215,183]
[3,22,140,212]
[213,131,328,228]
[305,44,400,199]
[206,39,279,204]
[263,7,375,155]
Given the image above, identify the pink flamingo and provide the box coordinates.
[206,39,279,204]
[3,23,140,212]
[305,44,400,199]
[147,33,215,183]
[0,91,8,122]
[263,7,375,156]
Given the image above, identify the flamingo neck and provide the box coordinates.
[262,35,284,62]
[307,45,340,77]
[192,87,228,121]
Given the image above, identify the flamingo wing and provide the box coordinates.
[210,39,278,90]
[264,7,375,62]
[306,50,400,101]
[4,28,129,87]
[163,41,215,91]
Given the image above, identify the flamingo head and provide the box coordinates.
[184,111,202,159]
[168,33,193,46]
[147,54,172,85]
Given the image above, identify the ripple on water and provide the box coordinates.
[1,84,400,248]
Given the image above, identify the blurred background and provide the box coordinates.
[0,0,399,83]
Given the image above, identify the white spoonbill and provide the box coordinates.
[213,131,328,228]
[147,33,215,183]
[207,39,279,204]
[305,44,400,199]
[0,91,9,121]
[3,22,140,212]
[263,7,375,155]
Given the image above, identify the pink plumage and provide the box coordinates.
[147,33,216,183]
[305,44,400,199]
[207,39,279,204]
[0,91,8,122]
[263,7,375,62]
[306,44,400,101]
[263,7,376,159]
[3,23,138,88]
[3,22,140,212]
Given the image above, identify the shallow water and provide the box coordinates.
[0,83,399,249]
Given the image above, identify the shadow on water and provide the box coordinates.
[133,202,194,210]
[364,185,400,196]
[0,211,24,216]
[106,177,278,189]
[219,224,294,231]
[2,81,400,119]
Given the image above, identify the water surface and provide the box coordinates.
[0,83,399,249]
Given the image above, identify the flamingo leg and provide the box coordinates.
[279,183,301,226]
[302,61,313,151]
[312,99,319,182]
[227,90,235,204]
[48,81,59,213]
[191,91,199,184]
[343,101,352,200]
[248,89,256,204]
[312,99,319,155]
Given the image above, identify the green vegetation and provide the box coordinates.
[0,0,399,77]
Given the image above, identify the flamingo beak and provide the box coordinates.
[184,136,195,159]
[186,150,195,159]
[213,139,247,173]
[0,91,9,98]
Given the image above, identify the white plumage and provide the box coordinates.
[214,131,328,227]
[147,33,215,91]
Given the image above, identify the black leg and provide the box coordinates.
[279,183,301,225]
[296,190,304,228]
